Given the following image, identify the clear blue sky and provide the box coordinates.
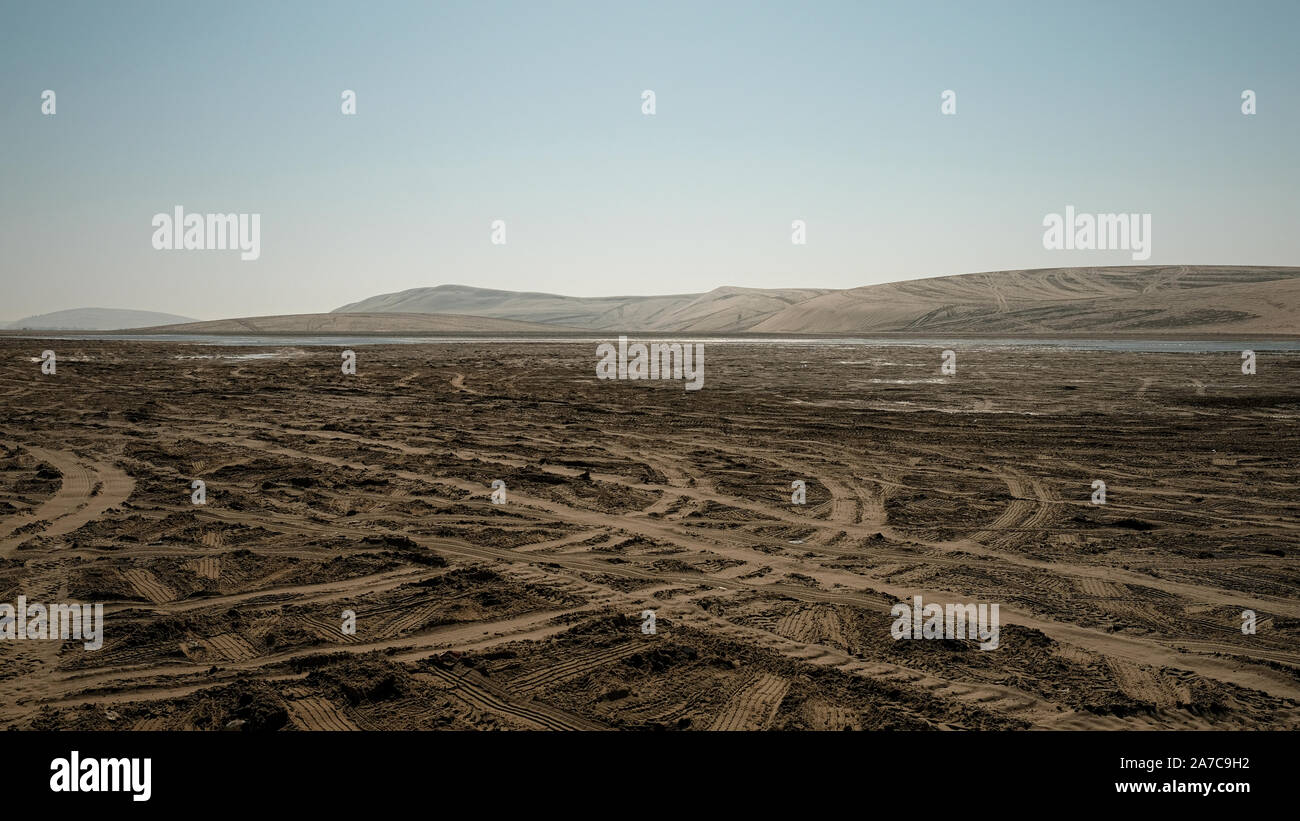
[2,0,1298,320]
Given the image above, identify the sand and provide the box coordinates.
[326,266,1300,337]
[0,338,1296,731]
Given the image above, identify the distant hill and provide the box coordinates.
[6,308,196,330]
[18,266,1297,338]
[333,284,831,332]
[745,265,1300,335]
[333,267,1300,336]
[127,312,578,335]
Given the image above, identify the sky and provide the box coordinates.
[2,0,1298,321]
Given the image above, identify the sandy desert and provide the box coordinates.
[1,335,1296,731]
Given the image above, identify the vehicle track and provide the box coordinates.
[416,664,606,730]
[0,442,134,556]
[707,673,789,730]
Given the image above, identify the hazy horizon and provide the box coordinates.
[4,0,1299,321]
[14,263,1300,327]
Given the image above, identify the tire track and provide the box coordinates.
[0,442,134,556]
[510,643,645,695]
[708,673,789,731]
[286,697,361,731]
[417,665,605,730]
[121,568,177,604]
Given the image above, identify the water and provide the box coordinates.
[10,333,1300,353]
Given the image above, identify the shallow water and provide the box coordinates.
[11,333,1300,353]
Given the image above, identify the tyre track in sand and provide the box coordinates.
[183,484,1300,704]
[286,697,361,731]
[416,664,606,730]
[71,426,1300,712]
[133,424,1291,630]
[707,673,789,731]
[0,441,134,557]
[509,643,646,695]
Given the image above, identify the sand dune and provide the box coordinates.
[333,283,830,332]
[747,265,1300,335]
[642,286,834,332]
[23,267,1297,337]
[5,307,196,330]
[333,267,1300,336]
[122,312,577,335]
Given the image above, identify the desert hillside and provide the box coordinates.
[333,266,1300,336]
[125,312,578,335]
[747,266,1300,335]
[21,267,1297,337]
[5,307,196,330]
[333,284,830,332]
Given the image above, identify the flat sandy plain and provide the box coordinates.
[1,338,1297,731]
